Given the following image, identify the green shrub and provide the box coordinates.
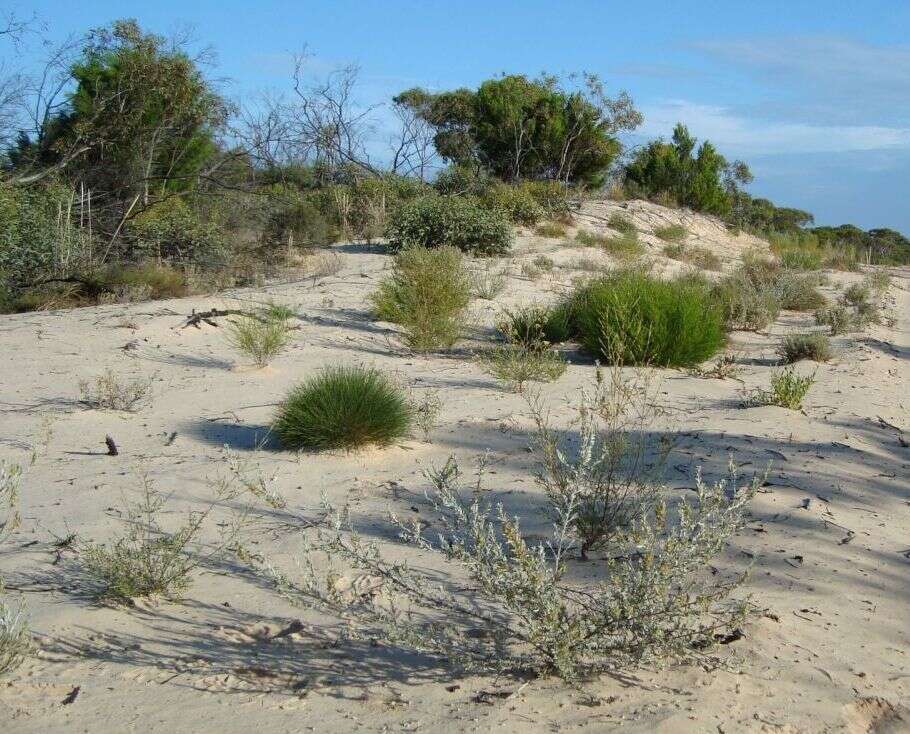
[607,213,636,234]
[665,243,722,271]
[535,221,567,238]
[602,232,644,259]
[572,271,725,366]
[518,180,572,219]
[654,224,687,242]
[273,366,412,450]
[478,345,566,392]
[778,333,832,363]
[480,183,544,225]
[498,305,572,349]
[842,282,871,308]
[746,368,814,410]
[371,246,472,350]
[127,198,227,267]
[262,189,340,250]
[433,165,493,196]
[386,196,512,256]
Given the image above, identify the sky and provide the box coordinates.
[10,0,910,233]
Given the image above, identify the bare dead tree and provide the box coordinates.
[388,98,437,181]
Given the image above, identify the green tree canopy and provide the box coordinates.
[395,74,640,185]
[624,123,752,216]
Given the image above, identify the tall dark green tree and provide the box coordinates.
[624,123,752,216]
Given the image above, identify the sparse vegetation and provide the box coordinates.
[535,221,567,238]
[663,242,722,270]
[778,333,833,363]
[410,390,443,441]
[225,309,293,367]
[269,417,758,679]
[571,270,725,366]
[654,224,687,242]
[470,264,507,300]
[746,368,815,410]
[371,246,472,350]
[815,304,853,335]
[478,344,566,392]
[273,366,413,450]
[1,461,30,678]
[530,364,669,558]
[607,213,636,234]
[78,369,154,411]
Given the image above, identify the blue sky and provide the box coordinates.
[12,0,910,233]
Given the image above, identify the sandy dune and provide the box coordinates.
[1,207,908,732]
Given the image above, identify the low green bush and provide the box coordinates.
[371,246,472,350]
[127,198,227,267]
[480,183,544,225]
[776,271,827,311]
[711,270,781,331]
[386,196,512,256]
[274,366,413,450]
[497,304,572,349]
[571,270,725,366]
[478,345,566,392]
[746,368,814,410]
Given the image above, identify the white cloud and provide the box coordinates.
[638,100,910,156]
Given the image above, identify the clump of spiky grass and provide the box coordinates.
[780,249,822,271]
[478,344,566,392]
[78,369,154,411]
[745,368,815,410]
[226,309,293,367]
[654,224,687,242]
[371,246,472,351]
[274,366,413,450]
[778,333,833,363]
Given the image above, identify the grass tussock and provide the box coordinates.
[607,213,637,235]
[273,365,412,450]
[778,333,833,363]
[371,246,472,351]
[471,265,507,300]
[497,304,572,350]
[571,270,725,366]
[78,369,154,411]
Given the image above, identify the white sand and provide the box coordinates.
[1,201,908,732]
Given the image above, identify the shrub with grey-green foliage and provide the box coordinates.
[386,196,512,256]
[815,304,853,335]
[778,333,832,363]
[478,344,566,392]
[371,246,472,350]
[127,198,227,267]
[268,429,758,679]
